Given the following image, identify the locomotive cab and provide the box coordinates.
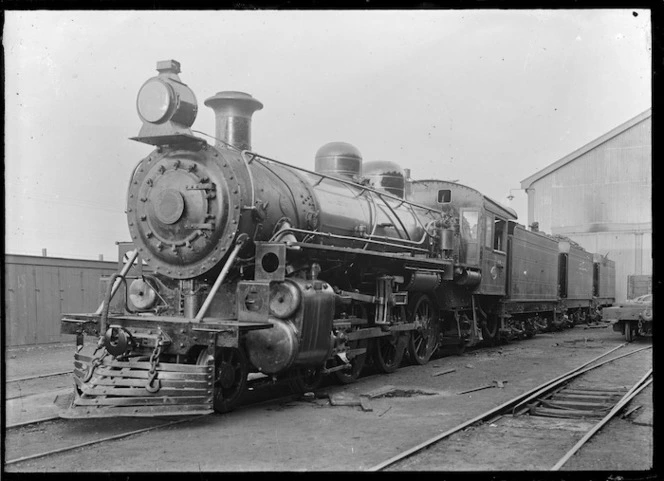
[406,179,516,296]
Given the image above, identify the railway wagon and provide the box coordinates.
[558,240,595,324]
[59,59,615,419]
[500,222,562,336]
[593,253,616,309]
[406,180,598,342]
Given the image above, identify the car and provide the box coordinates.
[602,294,652,342]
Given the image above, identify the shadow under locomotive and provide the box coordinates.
[60,60,615,418]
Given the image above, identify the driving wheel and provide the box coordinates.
[288,366,324,393]
[198,347,248,413]
[334,337,368,384]
[373,333,407,373]
[408,294,440,365]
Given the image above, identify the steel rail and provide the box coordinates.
[511,344,652,414]
[551,368,653,470]
[4,417,204,466]
[4,381,305,465]
[6,415,62,430]
[7,370,71,383]
[368,343,650,471]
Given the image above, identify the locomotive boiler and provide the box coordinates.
[60,59,615,418]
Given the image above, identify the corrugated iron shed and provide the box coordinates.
[520,108,651,190]
[519,108,651,302]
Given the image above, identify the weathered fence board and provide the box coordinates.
[4,255,119,346]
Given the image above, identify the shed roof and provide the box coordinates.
[520,108,651,190]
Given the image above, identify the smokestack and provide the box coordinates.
[204,91,263,151]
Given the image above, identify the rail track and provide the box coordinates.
[369,343,652,471]
[5,337,651,470]
[6,371,76,428]
[7,370,73,384]
[3,377,300,467]
[4,369,277,429]
[6,371,73,401]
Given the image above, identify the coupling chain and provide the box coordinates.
[83,350,108,383]
[145,336,163,393]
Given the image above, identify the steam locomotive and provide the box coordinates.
[60,60,615,418]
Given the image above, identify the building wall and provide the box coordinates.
[526,116,651,302]
[4,255,118,346]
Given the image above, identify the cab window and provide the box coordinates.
[460,209,480,264]
[437,189,451,203]
[461,210,479,241]
[485,215,493,248]
[493,218,506,251]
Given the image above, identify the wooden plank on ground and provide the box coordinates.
[432,368,456,377]
[363,385,397,399]
[328,393,362,407]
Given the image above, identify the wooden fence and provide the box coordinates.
[4,254,119,346]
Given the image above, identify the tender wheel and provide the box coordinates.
[288,366,324,393]
[624,322,635,342]
[373,333,407,373]
[334,337,368,384]
[408,294,440,365]
[198,347,248,413]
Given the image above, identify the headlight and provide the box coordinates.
[135,60,197,128]
[137,79,174,123]
[129,278,158,310]
[269,281,301,319]
[641,307,653,322]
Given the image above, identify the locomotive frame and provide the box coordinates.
[60,60,615,418]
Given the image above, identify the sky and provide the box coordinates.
[4,10,651,261]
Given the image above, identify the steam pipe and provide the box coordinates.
[247,151,442,215]
[194,235,248,321]
[269,226,430,253]
[95,249,140,315]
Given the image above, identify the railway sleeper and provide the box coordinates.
[550,393,623,403]
[539,399,613,411]
[530,406,607,419]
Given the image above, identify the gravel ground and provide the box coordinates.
[4,325,653,473]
